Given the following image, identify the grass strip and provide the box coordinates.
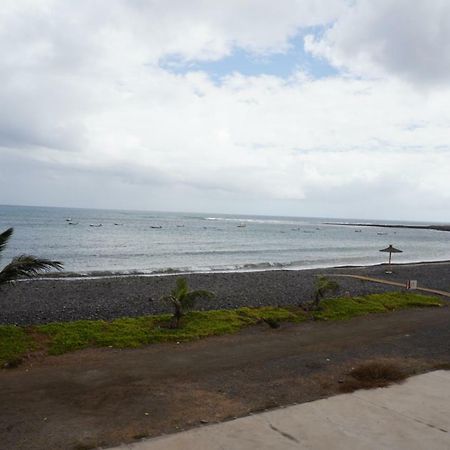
[37,307,305,355]
[0,293,444,366]
[0,325,35,367]
[314,291,443,320]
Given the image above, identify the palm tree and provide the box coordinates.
[0,228,63,286]
[312,275,339,310]
[161,277,214,328]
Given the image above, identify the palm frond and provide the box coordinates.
[173,277,189,298]
[328,280,339,292]
[316,276,339,291]
[162,278,215,325]
[0,228,13,254]
[161,294,178,307]
[161,294,183,308]
[314,276,339,303]
[0,255,63,285]
[160,294,174,304]
[183,289,215,309]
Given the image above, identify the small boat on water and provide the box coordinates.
[65,218,72,221]
[377,232,387,235]
[150,225,162,229]
[68,222,78,225]
[90,224,103,227]
[237,223,246,228]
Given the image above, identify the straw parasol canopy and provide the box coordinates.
[379,244,403,271]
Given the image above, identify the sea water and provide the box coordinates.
[0,205,449,276]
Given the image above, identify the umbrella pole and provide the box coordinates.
[386,251,392,273]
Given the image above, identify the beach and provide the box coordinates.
[1,259,449,449]
[2,261,449,325]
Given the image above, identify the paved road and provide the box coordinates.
[112,370,450,450]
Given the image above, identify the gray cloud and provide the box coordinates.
[305,0,450,85]
[0,0,449,221]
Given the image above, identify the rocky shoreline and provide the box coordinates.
[1,261,449,325]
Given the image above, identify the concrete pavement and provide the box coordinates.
[110,370,450,450]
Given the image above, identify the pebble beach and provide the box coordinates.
[1,261,448,325]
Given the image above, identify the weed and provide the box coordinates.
[340,360,407,392]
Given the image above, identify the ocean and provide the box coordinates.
[1,205,449,276]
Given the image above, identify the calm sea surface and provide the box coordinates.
[1,205,449,276]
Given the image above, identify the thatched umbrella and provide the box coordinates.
[379,244,403,272]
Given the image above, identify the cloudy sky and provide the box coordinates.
[1,0,449,221]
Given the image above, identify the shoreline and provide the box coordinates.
[2,260,449,326]
[23,258,450,282]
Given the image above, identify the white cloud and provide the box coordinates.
[305,0,450,85]
[0,0,449,221]
[1,0,345,68]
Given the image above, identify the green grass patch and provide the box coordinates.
[237,306,306,323]
[0,325,34,367]
[38,316,157,355]
[37,307,307,355]
[0,293,444,366]
[313,292,444,321]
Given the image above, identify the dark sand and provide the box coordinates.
[1,261,449,325]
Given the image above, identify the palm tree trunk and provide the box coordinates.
[313,290,322,310]
[171,305,183,328]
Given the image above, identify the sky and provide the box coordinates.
[1,0,450,221]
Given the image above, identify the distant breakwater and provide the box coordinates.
[325,223,450,232]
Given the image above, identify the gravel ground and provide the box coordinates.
[0,261,448,325]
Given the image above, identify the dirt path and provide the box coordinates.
[1,308,449,450]
[330,273,450,298]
